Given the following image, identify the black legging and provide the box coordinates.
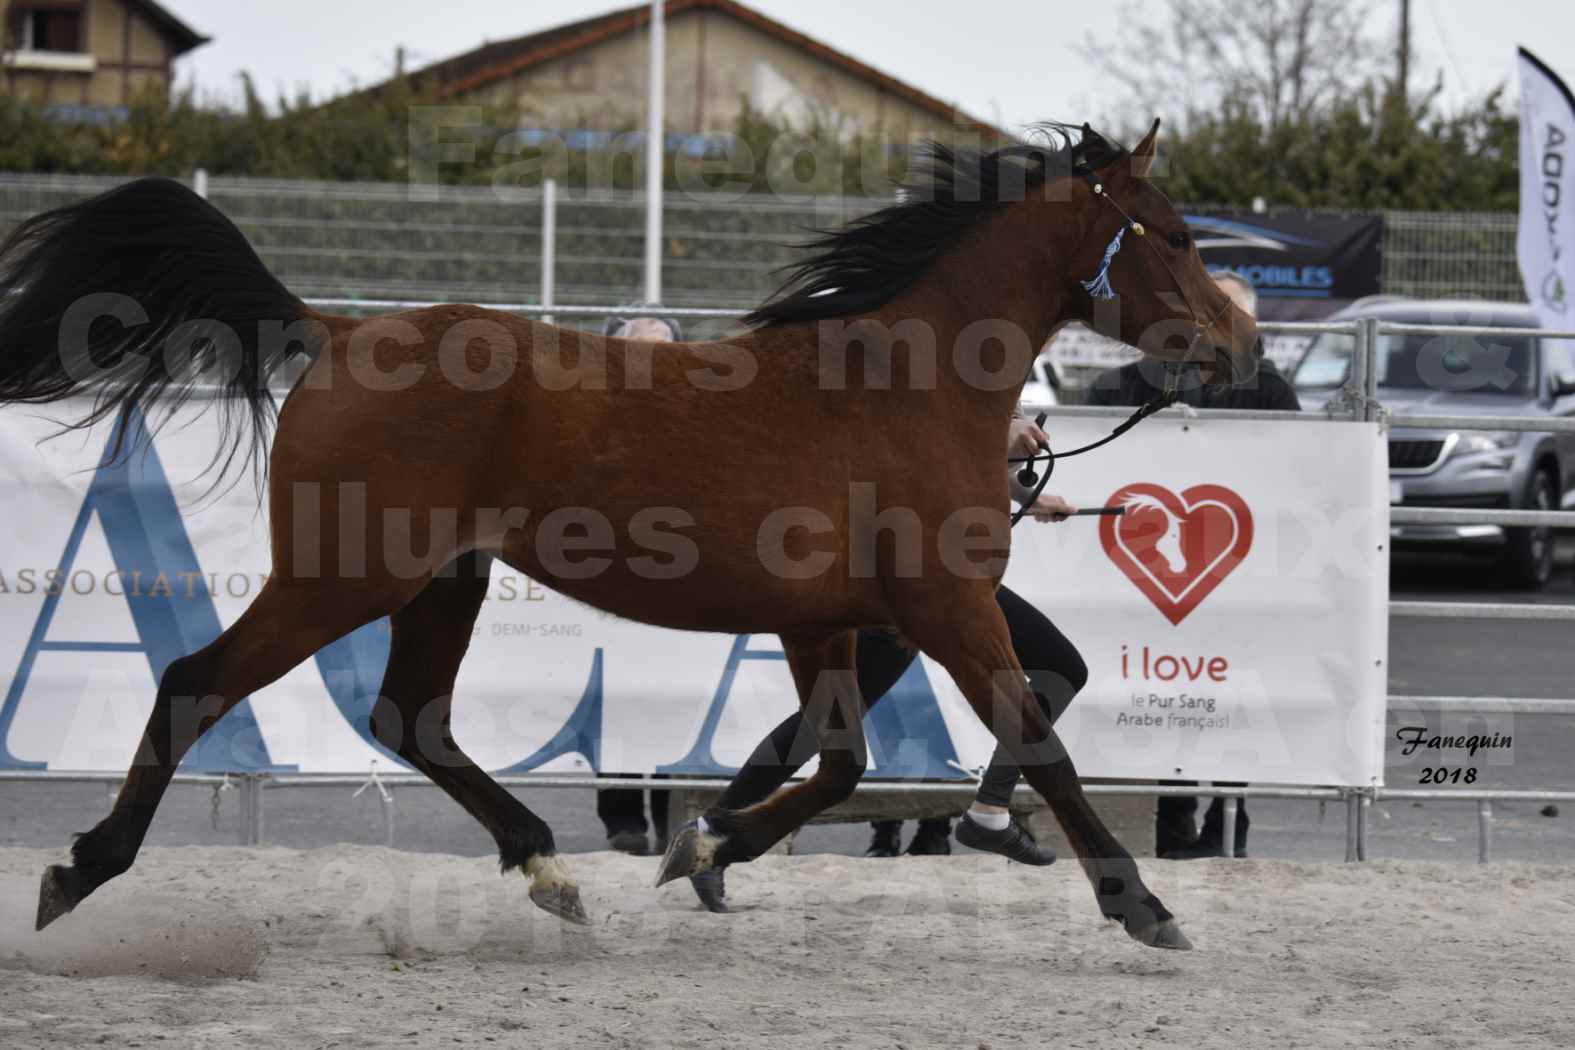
[597,779,670,841]
[716,585,1088,813]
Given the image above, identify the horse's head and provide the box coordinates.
[1066,120,1260,387]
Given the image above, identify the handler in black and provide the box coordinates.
[1086,271,1299,858]
[688,413,1090,913]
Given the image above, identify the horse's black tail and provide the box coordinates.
[0,176,320,481]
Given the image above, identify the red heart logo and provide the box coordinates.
[1099,483,1254,625]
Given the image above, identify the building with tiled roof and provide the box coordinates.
[392,0,1004,144]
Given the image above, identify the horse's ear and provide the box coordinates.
[1129,118,1161,178]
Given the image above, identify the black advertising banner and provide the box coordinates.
[1183,211,1385,320]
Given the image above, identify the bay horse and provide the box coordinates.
[1,120,1256,950]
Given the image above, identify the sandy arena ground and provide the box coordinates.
[1,845,1572,1049]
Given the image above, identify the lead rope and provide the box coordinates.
[1008,370,1180,528]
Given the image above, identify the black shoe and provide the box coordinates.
[865,825,901,858]
[905,821,952,856]
[1162,839,1245,860]
[1200,799,1248,857]
[690,868,728,913]
[954,813,1056,866]
[608,830,649,855]
[1155,817,1201,857]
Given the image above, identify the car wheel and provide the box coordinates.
[1502,468,1557,589]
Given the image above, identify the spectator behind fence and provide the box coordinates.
[1084,270,1298,412]
[1085,271,1299,859]
[594,307,684,854]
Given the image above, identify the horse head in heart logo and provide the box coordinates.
[1099,483,1254,625]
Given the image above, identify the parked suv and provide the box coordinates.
[1292,299,1575,588]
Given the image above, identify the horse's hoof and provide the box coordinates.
[655,820,723,887]
[524,855,590,926]
[1131,918,1193,951]
[35,864,79,932]
[530,881,590,925]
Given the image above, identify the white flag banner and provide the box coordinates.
[0,402,1389,786]
[1518,47,1575,327]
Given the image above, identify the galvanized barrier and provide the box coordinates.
[5,310,1574,864]
[2,174,1530,310]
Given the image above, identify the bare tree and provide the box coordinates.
[1083,0,1387,130]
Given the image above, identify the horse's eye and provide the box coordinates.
[1167,232,1191,251]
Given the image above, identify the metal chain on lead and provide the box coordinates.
[945,759,988,784]
[211,773,234,831]
[353,760,393,804]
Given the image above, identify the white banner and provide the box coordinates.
[0,405,1388,786]
[1518,47,1575,328]
[997,415,1389,787]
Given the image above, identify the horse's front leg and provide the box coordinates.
[903,587,1192,951]
[656,630,866,884]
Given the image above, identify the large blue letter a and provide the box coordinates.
[0,409,291,772]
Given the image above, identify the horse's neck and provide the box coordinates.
[873,210,1075,420]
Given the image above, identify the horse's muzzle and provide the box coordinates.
[1203,334,1262,388]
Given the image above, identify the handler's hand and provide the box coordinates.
[1008,417,1048,459]
[1029,494,1077,523]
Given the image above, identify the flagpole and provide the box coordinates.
[644,0,665,305]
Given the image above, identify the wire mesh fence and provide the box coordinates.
[1382,210,1523,302]
[0,171,1530,312]
[0,172,882,314]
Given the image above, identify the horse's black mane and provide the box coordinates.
[744,122,1129,328]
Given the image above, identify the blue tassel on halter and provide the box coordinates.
[1080,225,1127,300]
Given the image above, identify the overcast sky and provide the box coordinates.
[173,0,1575,131]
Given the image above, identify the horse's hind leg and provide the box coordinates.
[657,630,867,884]
[35,576,419,931]
[902,590,1191,951]
[368,552,587,925]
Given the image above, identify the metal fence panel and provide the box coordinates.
[0,174,1528,309]
[1383,210,1522,301]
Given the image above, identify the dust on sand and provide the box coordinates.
[0,845,1572,1049]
